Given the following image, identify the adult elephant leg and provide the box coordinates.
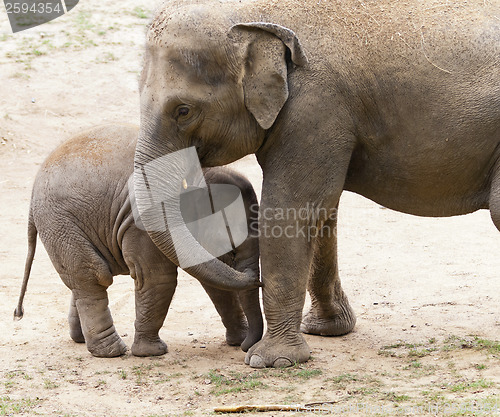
[245,208,313,368]
[68,293,85,343]
[301,209,356,336]
[246,132,355,368]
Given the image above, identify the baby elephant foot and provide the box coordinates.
[244,333,311,368]
[225,321,248,347]
[86,331,127,358]
[68,316,85,343]
[131,335,168,357]
[300,301,356,336]
[69,325,85,344]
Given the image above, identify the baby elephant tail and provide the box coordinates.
[14,210,37,320]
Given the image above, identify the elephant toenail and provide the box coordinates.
[273,357,293,368]
[249,355,266,368]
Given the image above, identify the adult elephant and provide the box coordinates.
[134,0,500,368]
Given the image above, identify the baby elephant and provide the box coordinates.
[15,124,263,357]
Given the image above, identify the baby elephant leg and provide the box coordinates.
[63,273,126,358]
[201,284,249,347]
[68,293,84,343]
[131,271,177,357]
[124,229,177,357]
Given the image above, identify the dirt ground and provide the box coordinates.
[1,1,500,416]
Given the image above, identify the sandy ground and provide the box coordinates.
[1,1,500,416]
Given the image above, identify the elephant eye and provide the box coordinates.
[176,106,190,118]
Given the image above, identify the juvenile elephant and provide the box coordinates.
[134,0,500,368]
[15,124,263,357]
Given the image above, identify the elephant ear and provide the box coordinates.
[230,23,308,130]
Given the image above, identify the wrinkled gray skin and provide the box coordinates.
[135,0,500,368]
[15,124,263,358]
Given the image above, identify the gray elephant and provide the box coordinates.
[15,124,263,358]
[133,0,500,368]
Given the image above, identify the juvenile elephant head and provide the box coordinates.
[134,2,307,277]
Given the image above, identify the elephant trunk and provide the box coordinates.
[133,127,260,291]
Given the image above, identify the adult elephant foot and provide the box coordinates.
[300,300,356,336]
[131,335,168,357]
[244,333,311,368]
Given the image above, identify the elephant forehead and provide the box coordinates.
[144,26,237,86]
[147,4,230,47]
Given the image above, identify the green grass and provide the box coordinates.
[385,392,410,402]
[132,6,149,19]
[0,396,41,415]
[205,370,266,396]
[442,335,500,353]
[328,373,359,384]
[448,379,494,392]
[408,347,438,358]
[43,378,59,389]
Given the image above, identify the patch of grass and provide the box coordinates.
[474,363,487,370]
[475,338,500,353]
[378,348,398,357]
[404,360,422,369]
[408,347,438,358]
[74,10,94,31]
[95,52,117,63]
[0,397,41,415]
[328,373,359,385]
[448,379,494,392]
[95,379,107,387]
[260,365,323,381]
[421,390,445,402]
[43,378,59,389]
[385,392,411,402]
[442,335,500,353]
[205,370,266,396]
[381,341,421,350]
[326,372,382,396]
[132,6,149,19]
[285,368,322,380]
[128,363,179,386]
[154,372,183,385]
[132,364,154,385]
[379,339,438,359]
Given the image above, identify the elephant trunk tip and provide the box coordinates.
[13,306,24,321]
[243,268,264,289]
